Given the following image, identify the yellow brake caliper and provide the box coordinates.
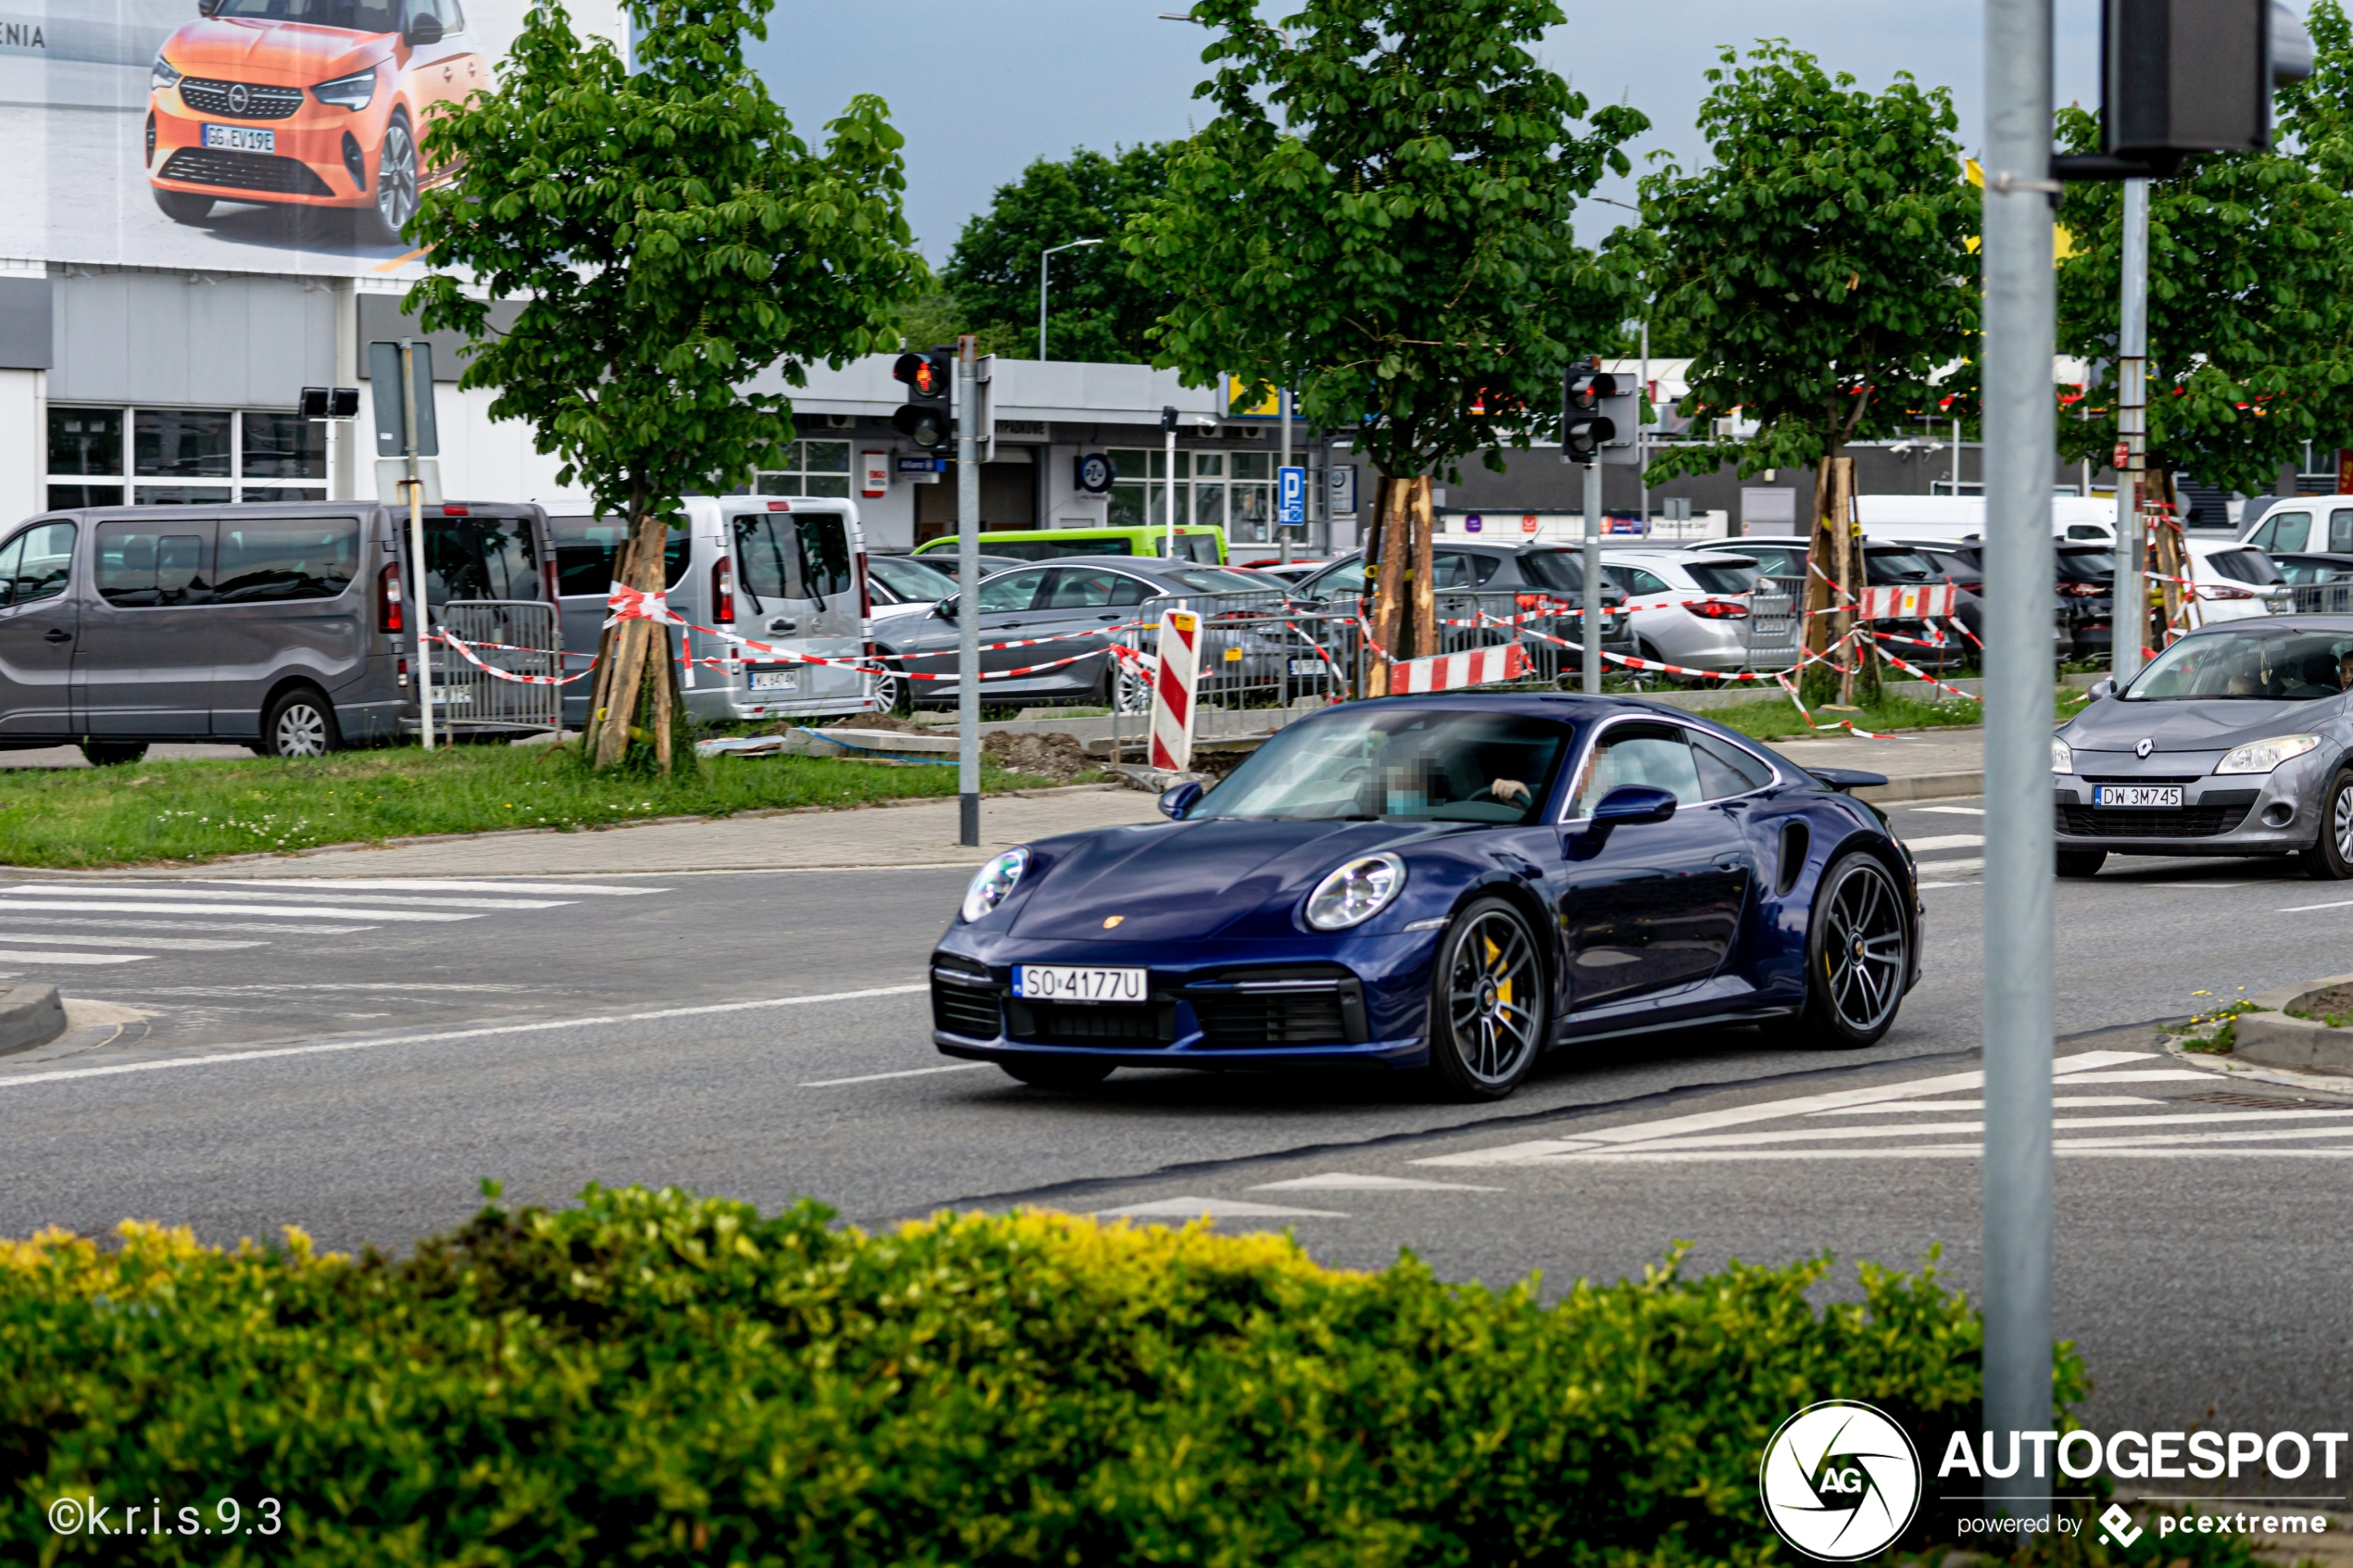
[1483,935,1511,1009]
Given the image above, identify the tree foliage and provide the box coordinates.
[2052,5,2353,495]
[405,0,924,767]
[942,144,1180,364]
[1635,42,1979,482]
[1126,0,1645,481]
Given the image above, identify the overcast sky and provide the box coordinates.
[744,1,2286,263]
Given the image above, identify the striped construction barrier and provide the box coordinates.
[1389,642,1530,694]
[1150,608,1202,772]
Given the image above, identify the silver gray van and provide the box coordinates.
[547,495,875,728]
[0,500,560,763]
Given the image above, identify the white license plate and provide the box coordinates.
[1289,657,1327,675]
[202,124,275,155]
[427,689,472,706]
[2094,784,2183,808]
[1013,964,1147,1003]
[749,669,798,691]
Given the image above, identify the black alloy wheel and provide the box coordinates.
[370,112,418,244]
[258,688,338,759]
[2298,766,2353,880]
[1426,897,1547,1100]
[1769,851,1909,1049]
[998,1058,1115,1089]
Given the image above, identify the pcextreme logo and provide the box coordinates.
[1758,1400,1925,1562]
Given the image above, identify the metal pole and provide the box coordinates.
[1279,387,1293,565]
[957,335,981,847]
[1037,239,1100,362]
[1581,460,1603,694]
[2114,179,2149,682]
[1164,420,1178,558]
[400,339,434,751]
[1981,0,2057,1524]
[1638,320,1652,538]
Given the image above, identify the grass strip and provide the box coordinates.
[0,744,1064,869]
[1691,689,2085,743]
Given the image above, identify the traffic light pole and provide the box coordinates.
[1981,0,2057,1524]
[1581,460,1602,695]
[957,336,981,848]
[2114,178,2149,684]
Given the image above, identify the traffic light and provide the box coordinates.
[1596,376,1642,467]
[2054,0,2312,178]
[892,348,954,449]
[1562,366,1618,463]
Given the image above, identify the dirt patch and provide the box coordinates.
[982,731,1097,783]
[2294,985,2353,1023]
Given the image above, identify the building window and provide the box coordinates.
[1106,448,1265,538]
[751,439,852,498]
[45,406,327,509]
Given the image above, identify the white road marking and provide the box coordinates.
[1915,882,1970,891]
[799,1063,991,1087]
[1811,1095,2158,1114]
[221,878,663,896]
[1415,1050,2164,1167]
[1558,1107,2353,1158]
[1901,834,1985,852]
[1908,806,1986,816]
[0,950,151,965]
[2049,1069,2217,1083]
[0,885,567,911]
[0,916,376,935]
[0,933,262,951]
[2279,898,2353,912]
[1912,857,1983,874]
[0,982,930,1090]
[1098,1197,1349,1220]
[1250,1173,1504,1193]
[0,899,481,922]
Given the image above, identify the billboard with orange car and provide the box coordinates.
[0,0,543,278]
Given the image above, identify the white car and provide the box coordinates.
[1599,549,1787,675]
[2181,538,2292,625]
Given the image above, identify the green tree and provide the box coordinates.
[2053,9,2353,497]
[1126,0,1645,485]
[943,144,1180,363]
[407,0,925,771]
[1635,42,1980,482]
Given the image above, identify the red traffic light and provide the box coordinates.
[894,352,944,399]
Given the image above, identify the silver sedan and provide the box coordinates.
[2053,618,2353,877]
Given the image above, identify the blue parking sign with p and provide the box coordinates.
[1277,465,1306,527]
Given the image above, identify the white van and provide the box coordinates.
[1855,494,2117,546]
[545,495,875,728]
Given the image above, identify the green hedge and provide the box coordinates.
[0,1186,2074,1565]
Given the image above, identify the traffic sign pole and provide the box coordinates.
[400,339,434,752]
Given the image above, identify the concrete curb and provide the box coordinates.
[2233,972,2353,1073]
[1853,771,1983,804]
[0,985,66,1058]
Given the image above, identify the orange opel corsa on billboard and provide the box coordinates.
[145,0,483,244]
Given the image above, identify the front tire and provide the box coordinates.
[153,188,213,224]
[1768,850,1909,1049]
[874,665,913,716]
[999,1058,1114,1090]
[2297,766,2353,880]
[366,112,419,245]
[258,688,338,759]
[2056,849,2108,879]
[1424,897,1547,1100]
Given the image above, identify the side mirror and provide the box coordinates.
[1159,780,1204,820]
[407,14,443,45]
[1592,784,1678,827]
[932,597,956,621]
[197,0,221,13]
[2088,677,2117,700]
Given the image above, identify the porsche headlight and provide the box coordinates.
[2216,734,2322,775]
[312,67,378,112]
[151,54,182,94]
[961,847,1029,922]
[1305,853,1404,931]
[2051,736,2073,775]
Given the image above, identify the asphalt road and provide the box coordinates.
[3,798,2350,1436]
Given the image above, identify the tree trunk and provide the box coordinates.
[1365,477,1410,697]
[588,506,677,771]
[2148,465,2189,643]
[1407,477,1437,662]
[1800,456,1860,707]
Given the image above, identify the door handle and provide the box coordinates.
[1713,855,1745,872]
[766,618,797,633]
[43,628,69,644]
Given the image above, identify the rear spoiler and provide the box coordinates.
[1807,767,1888,794]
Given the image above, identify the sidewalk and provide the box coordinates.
[1766,726,1985,803]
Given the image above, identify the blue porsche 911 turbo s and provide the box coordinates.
[930,694,1921,1100]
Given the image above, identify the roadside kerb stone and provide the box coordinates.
[2233,972,2353,1073]
[0,985,67,1057]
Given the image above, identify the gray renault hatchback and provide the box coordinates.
[0,501,555,763]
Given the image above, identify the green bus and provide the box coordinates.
[912,524,1226,566]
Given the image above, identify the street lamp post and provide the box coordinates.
[1038,239,1102,361]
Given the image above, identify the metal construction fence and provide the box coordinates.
[429,599,564,734]
[1746,574,1806,669]
[2292,581,2353,615]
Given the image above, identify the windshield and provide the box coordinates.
[1686,561,1759,595]
[2057,551,2116,582]
[1863,550,1937,584]
[868,555,956,603]
[1197,708,1573,824]
[210,0,401,25]
[2124,629,2353,702]
[1516,551,1589,594]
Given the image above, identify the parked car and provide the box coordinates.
[2240,495,2353,557]
[2054,545,2116,659]
[871,558,1281,713]
[931,695,1920,1096]
[1242,559,1331,585]
[0,501,409,761]
[1599,550,1782,676]
[912,523,1227,566]
[914,552,1028,584]
[1897,538,2070,659]
[2183,538,2293,624]
[1289,541,1636,670]
[547,497,875,728]
[865,552,959,610]
[147,0,485,243]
